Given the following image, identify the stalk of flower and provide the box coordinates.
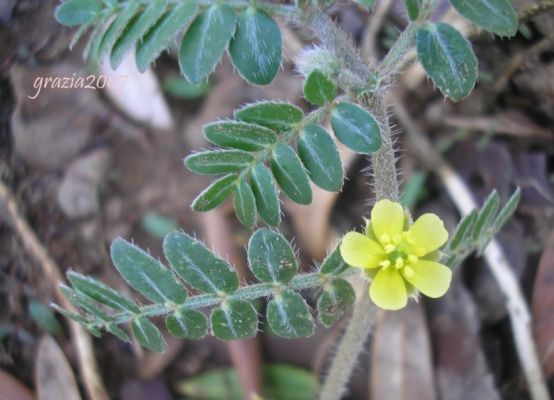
[340,199,452,310]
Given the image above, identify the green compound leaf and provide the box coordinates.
[251,163,281,226]
[55,0,100,26]
[82,12,108,59]
[132,316,166,352]
[110,237,187,304]
[67,271,140,313]
[472,190,500,241]
[96,1,140,59]
[448,210,478,252]
[493,187,520,232]
[416,22,478,101]
[51,304,91,325]
[136,0,198,72]
[179,4,237,84]
[211,300,258,340]
[267,289,314,338]
[404,0,421,20]
[234,179,257,227]
[270,144,312,205]
[185,150,254,175]
[330,102,382,154]
[163,231,239,294]
[110,0,167,68]
[317,278,355,327]
[449,0,518,36]
[303,70,336,106]
[60,285,110,321]
[229,7,282,85]
[166,309,208,339]
[106,323,130,342]
[320,245,349,275]
[298,124,343,192]
[204,121,278,151]
[247,229,298,284]
[234,102,304,132]
[191,174,238,212]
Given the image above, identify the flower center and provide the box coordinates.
[378,233,419,278]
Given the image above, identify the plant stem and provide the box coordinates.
[379,22,418,80]
[319,278,375,400]
[365,94,399,201]
[298,7,404,399]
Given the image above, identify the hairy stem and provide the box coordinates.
[319,278,375,400]
[366,95,399,201]
[298,7,404,399]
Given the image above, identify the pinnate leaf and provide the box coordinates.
[55,0,100,26]
[185,150,254,175]
[472,190,500,242]
[179,4,236,83]
[330,102,382,154]
[203,121,278,151]
[191,174,237,212]
[132,316,165,352]
[211,300,258,340]
[136,0,198,72]
[96,1,140,59]
[166,309,208,339]
[107,323,130,342]
[317,278,355,327]
[60,285,110,321]
[448,210,478,252]
[416,22,478,101]
[267,289,314,338]
[493,187,520,232]
[229,7,282,85]
[320,245,349,275]
[251,163,281,226]
[67,271,140,313]
[163,231,239,294]
[271,144,312,205]
[110,237,187,304]
[303,70,336,105]
[235,102,303,132]
[247,229,298,284]
[298,124,343,191]
[110,0,167,68]
[234,179,257,227]
[449,0,518,36]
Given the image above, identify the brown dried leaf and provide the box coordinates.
[532,230,554,378]
[370,303,436,400]
[0,369,35,400]
[35,336,81,400]
[428,280,501,400]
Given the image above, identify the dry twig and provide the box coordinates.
[0,180,109,400]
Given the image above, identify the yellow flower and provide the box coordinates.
[339,199,452,310]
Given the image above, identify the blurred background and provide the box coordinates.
[0,0,553,399]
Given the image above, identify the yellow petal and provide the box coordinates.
[371,200,405,244]
[404,260,452,298]
[408,213,449,256]
[369,268,407,310]
[340,232,385,269]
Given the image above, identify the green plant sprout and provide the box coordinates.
[53,0,523,397]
